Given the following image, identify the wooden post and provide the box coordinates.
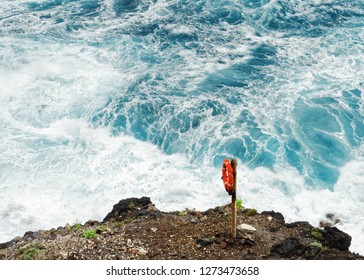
[231,157,237,239]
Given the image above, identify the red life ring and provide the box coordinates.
[222,158,234,195]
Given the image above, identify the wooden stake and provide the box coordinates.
[231,157,237,239]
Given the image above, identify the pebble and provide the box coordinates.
[127,239,133,247]
[220,241,227,249]
[197,238,213,247]
[150,228,158,233]
[138,248,148,256]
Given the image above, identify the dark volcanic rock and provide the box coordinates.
[85,220,99,226]
[322,227,351,251]
[103,197,152,221]
[285,221,313,229]
[261,211,285,224]
[0,241,13,250]
[197,238,213,247]
[270,238,306,258]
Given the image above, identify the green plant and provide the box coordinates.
[115,222,124,228]
[72,223,82,231]
[115,218,135,228]
[246,208,257,216]
[236,199,243,210]
[178,210,187,216]
[128,201,135,209]
[311,228,323,239]
[83,230,97,239]
[309,241,323,249]
[20,244,45,260]
[96,225,108,233]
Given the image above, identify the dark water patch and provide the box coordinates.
[291,97,356,186]
[284,146,303,173]
[25,0,77,12]
[26,0,101,17]
[200,44,276,91]
[113,0,140,15]
[261,0,364,37]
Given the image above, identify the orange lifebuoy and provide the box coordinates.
[222,158,234,195]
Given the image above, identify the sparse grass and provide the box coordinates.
[115,222,124,228]
[83,230,97,239]
[20,244,45,260]
[96,225,108,233]
[311,228,323,239]
[115,218,135,228]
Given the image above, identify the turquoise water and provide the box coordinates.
[0,0,363,253]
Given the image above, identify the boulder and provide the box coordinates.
[103,197,152,221]
[322,227,351,251]
[271,238,306,258]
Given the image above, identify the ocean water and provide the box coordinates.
[0,0,363,254]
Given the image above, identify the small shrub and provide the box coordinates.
[20,244,45,260]
[128,201,135,209]
[311,228,323,239]
[246,208,257,216]
[178,210,187,216]
[72,223,82,231]
[83,230,97,239]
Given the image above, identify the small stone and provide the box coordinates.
[13,236,22,243]
[60,251,68,259]
[237,223,257,241]
[127,239,133,247]
[197,238,213,247]
[239,238,254,246]
[138,249,148,256]
[147,203,159,212]
[137,210,148,217]
[131,248,137,255]
[150,228,158,233]
[267,216,272,221]
[220,241,227,249]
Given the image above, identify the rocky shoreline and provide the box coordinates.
[1,197,363,260]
